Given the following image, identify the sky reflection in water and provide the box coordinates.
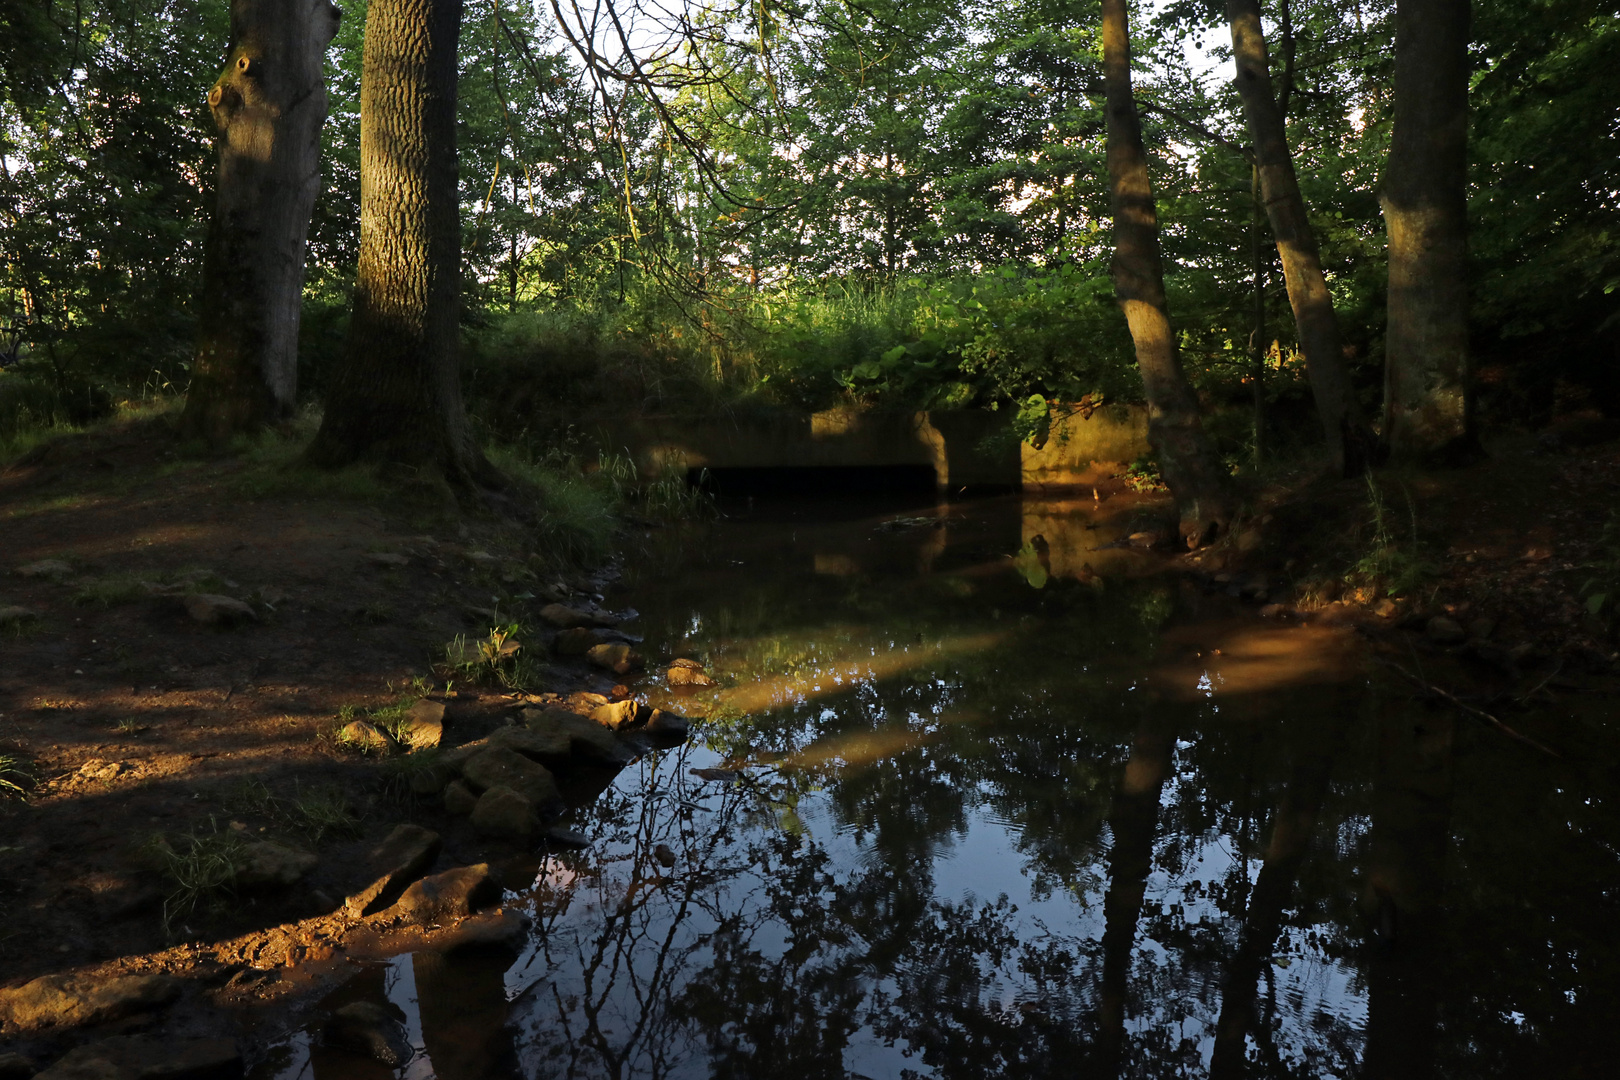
[273,494,1619,1079]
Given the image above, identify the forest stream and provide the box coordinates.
[245,492,1611,1079]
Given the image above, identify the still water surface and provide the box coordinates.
[271,494,1618,1078]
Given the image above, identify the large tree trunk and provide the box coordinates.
[1381,0,1473,461]
[181,0,341,444]
[306,0,498,485]
[1226,0,1376,476]
[1101,0,1231,547]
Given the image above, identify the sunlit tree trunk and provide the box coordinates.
[1226,0,1376,476]
[182,0,341,444]
[1250,164,1267,469]
[1381,0,1473,460]
[1101,0,1231,547]
[306,0,500,486]
[1095,714,1175,1074]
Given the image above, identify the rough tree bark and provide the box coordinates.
[306,0,499,485]
[1226,0,1376,476]
[1102,0,1231,546]
[181,0,341,444]
[1381,0,1474,461]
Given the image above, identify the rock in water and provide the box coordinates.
[345,824,442,916]
[469,785,539,842]
[552,627,603,655]
[644,709,690,738]
[182,594,257,627]
[666,665,716,687]
[460,748,562,815]
[33,1036,240,1080]
[485,724,571,762]
[543,826,589,849]
[538,603,594,629]
[589,700,640,731]
[1426,615,1466,645]
[586,643,642,675]
[324,1002,412,1067]
[442,779,478,816]
[521,708,636,766]
[398,699,445,750]
[236,841,318,890]
[396,864,501,924]
[0,974,180,1033]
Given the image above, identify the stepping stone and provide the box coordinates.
[395,864,501,924]
[346,824,442,916]
[0,973,180,1033]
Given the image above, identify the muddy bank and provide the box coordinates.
[0,420,715,1075]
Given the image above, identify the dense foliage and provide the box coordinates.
[1,0,1616,455]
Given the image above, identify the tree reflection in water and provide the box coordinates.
[277,497,1620,1078]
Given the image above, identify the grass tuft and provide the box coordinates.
[0,753,33,799]
[147,824,246,935]
[1346,474,1434,601]
[224,778,361,844]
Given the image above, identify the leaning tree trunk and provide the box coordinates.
[181,0,341,444]
[1381,0,1473,461]
[1226,0,1375,476]
[306,0,498,485]
[1101,0,1231,547]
